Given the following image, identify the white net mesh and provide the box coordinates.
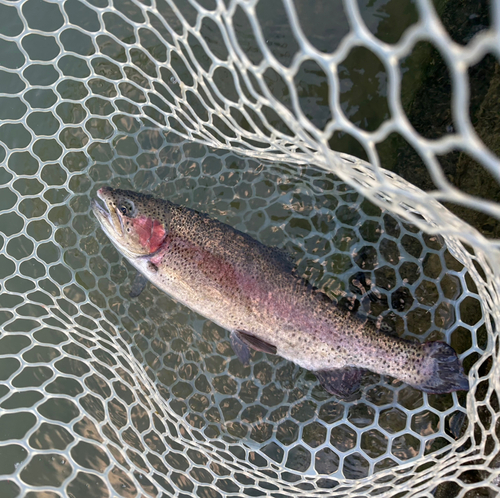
[0,0,499,496]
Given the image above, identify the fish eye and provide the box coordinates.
[117,201,136,217]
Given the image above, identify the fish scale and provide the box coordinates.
[92,187,469,398]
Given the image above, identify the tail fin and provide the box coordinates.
[414,342,469,394]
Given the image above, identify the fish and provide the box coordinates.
[92,187,469,398]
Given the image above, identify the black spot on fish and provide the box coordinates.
[148,262,158,273]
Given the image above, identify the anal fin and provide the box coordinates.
[315,367,363,399]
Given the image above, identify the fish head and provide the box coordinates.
[92,187,168,257]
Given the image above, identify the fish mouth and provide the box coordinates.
[92,188,124,238]
[91,196,109,220]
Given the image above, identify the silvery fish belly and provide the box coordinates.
[92,187,469,398]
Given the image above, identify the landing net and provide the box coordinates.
[0,0,498,496]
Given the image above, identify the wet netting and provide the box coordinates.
[0,0,499,496]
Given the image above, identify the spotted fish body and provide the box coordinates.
[92,187,469,397]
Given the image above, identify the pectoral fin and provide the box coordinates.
[231,330,277,364]
[129,272,148,298]
[315,367,363,398]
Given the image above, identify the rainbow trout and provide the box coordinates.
[92,187,469,397]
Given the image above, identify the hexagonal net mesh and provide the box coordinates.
[0,0,498,496]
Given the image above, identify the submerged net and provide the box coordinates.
[0,0,499,496]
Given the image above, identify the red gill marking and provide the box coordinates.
[150,219,167,253]
[150,237,170,266]
[132,216,167,253]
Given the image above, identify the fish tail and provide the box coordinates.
[411,341,469,394]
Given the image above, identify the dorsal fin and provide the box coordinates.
[264,245,296,273]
